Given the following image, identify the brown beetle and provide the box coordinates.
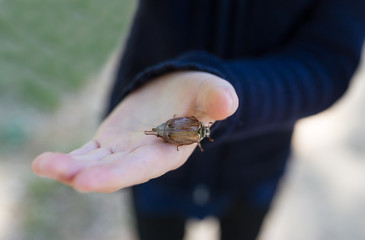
[144,116,213,151]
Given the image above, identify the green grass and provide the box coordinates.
[0,0,136,153]
[0,2,137,238]
[0,0,136,110]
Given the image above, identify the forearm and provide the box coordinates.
[108,0,365,145]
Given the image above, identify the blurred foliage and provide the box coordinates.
[0,0,136,154]
[0,0,136,110]
[0,1,137,238]
[0,120,28,152]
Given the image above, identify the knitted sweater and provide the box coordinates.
[107,0,365,218]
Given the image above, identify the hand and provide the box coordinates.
[32,71,239,193]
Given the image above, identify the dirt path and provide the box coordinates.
[260,53,365,240]
[0,53,137,240]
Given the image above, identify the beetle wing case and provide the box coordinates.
[166,117,200,131]
[144,116,212,151]
[164,117,200,144]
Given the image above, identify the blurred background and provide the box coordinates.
[0,1,364,240]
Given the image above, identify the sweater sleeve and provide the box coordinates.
[111,0,365,145]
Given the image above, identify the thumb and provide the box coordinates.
[196,76,239,121]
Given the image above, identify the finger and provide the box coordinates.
[196,77,239,120]
[72,143,192,193]
[32,152,92,182]
[69,140,99,155]
[72,147,113,161]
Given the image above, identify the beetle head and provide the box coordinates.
[203,122,214,142]
[204,126,210,138]
[199,124,212,141]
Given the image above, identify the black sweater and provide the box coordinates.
[108,0,365,218]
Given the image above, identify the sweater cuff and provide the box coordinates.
[116,50,242,149]
[125,50,229,95]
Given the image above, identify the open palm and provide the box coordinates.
[32,71,238,193]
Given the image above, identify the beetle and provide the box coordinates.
[144,116,213,151]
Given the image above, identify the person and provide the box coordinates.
[32,0,365,239]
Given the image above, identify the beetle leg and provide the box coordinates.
[207,122,214,142]
[197,142,204,152]
[189,116,198,121]
[177,143,192,151]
